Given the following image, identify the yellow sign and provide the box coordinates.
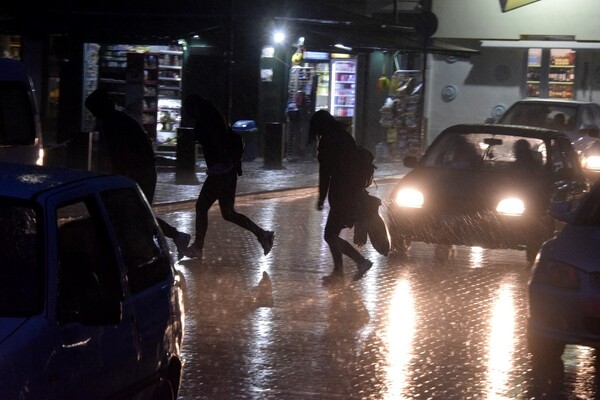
[500,0,540,12]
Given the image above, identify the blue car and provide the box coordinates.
[528,179,600,373]
[0,163,185,399]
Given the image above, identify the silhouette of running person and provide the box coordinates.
[85,88,191,259]
[308,110,372,286]
[182,94,274,262]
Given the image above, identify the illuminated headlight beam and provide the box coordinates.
[583,155,600,171]
[395,188,424,208]
[496,197,525,216]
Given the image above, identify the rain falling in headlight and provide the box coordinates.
[496,198,525,216]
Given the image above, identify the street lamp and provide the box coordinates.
[273,30,285,45]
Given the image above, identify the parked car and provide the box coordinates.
[527,179,600,373]
[0,162,185,399]
[494,98,600,153]
[384,124,588,263]
[0,58,44,165]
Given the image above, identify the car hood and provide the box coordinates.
[543,225,600,272]
[0,318,28,345]
[394,167,548,211]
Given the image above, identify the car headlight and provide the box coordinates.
[582,155,600,171]
[496,197,525,216]
[531,259,580,290]
[395,188,424,208]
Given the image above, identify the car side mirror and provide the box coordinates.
[548,200,576,224]
[403,156,418,169]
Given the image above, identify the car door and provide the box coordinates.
[45,191,139,399]
[548,137,588,202]
[100,187,177,386]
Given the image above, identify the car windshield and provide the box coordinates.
[422,132,547,172]
[0,199,43,317]
[498,103,579,132]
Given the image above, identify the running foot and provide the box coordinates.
[353,260,373,281]
[183,244,203,261]
[322,272,344,287]
[173,232,191,260]
[259,230,275,256]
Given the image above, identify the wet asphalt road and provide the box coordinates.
[156,181,600,400]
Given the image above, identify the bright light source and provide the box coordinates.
[496,198,525,216]
[273,31,285,44]
[583,155,600,171]
[334,43,352,51]
[395,188,424,208]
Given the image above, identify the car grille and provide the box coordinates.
[388,209,548,249]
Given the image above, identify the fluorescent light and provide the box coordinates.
[334,43,352,51]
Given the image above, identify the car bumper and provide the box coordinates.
[386,206,550,249]
[528,283,600,347]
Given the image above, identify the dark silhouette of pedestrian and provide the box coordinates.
[308,110,372,286]
[182,94,274,262]
[85,88,191,259]
[513,138,541,173]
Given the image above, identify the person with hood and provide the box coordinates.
[182,94,274,262]
[309,110,373,286]
[85,88,191,260]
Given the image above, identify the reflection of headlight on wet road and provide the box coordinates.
[496,198,525,216]
[395,188,424,208]
[582,155,600,171]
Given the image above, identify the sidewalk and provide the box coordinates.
[153,156,407,206]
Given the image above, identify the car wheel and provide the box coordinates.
[434,244,452,261]
[390,232,410,257]
[527,331,565,378]
[152,379,175,400]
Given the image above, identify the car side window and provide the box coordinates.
[581,107,595,128]
[101,188,170,295]
[0,201,41,317]
[592,104,600,127]
[549,138,579,177]
[56,199,122,324]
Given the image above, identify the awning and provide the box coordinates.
[480,40,600,49]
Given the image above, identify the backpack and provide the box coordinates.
[353,145,377,188]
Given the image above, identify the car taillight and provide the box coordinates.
[531,259,580,290]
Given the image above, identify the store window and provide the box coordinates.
[526,48,575,99]
[0,35,21,59]
[84,43,184,144]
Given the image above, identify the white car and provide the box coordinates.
[0,162,185,399]
[527,179,600,375]
[496,98,600,153]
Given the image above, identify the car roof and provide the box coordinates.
[507,98,596,106]
[0,162,124,200]
[442,123,570,141]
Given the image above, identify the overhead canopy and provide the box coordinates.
[1,0,478,55]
